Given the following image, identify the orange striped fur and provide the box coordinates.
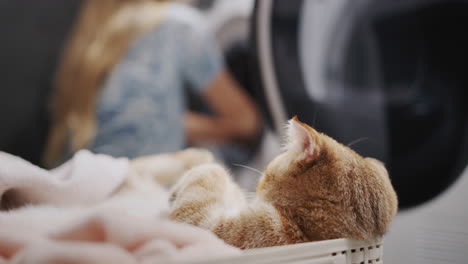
[170,117,398,249]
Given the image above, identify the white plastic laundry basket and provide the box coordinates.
[176,238,383,264]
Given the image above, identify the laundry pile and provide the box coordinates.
[0,150,240,264]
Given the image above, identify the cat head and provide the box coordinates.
[257,116,398,241]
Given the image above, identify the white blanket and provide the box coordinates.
[0,150,240,263]
[0,150,128,207]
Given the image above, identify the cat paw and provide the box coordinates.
[173,148,215,170]
[169,163,231,206]
[128,148,215,186]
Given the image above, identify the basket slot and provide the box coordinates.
[332,244,383,264]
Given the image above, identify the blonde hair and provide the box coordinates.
[43,0,169,167]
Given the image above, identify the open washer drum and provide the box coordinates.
[252,0,468,263]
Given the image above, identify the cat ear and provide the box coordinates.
[285,116,318,163]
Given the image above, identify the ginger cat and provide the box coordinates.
[169,117,398,249]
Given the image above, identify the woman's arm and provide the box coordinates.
[184,69,261,145]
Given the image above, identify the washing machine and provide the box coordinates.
[252,0,468,263]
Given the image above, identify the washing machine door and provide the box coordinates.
[252,0,468,209]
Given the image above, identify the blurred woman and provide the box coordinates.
[43,0,260,167]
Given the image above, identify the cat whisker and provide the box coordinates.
[347,137,369,148]
[232,164,263,175]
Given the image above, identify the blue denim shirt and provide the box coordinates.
[89,4,223,158]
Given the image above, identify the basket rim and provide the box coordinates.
[170,237,384,264]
